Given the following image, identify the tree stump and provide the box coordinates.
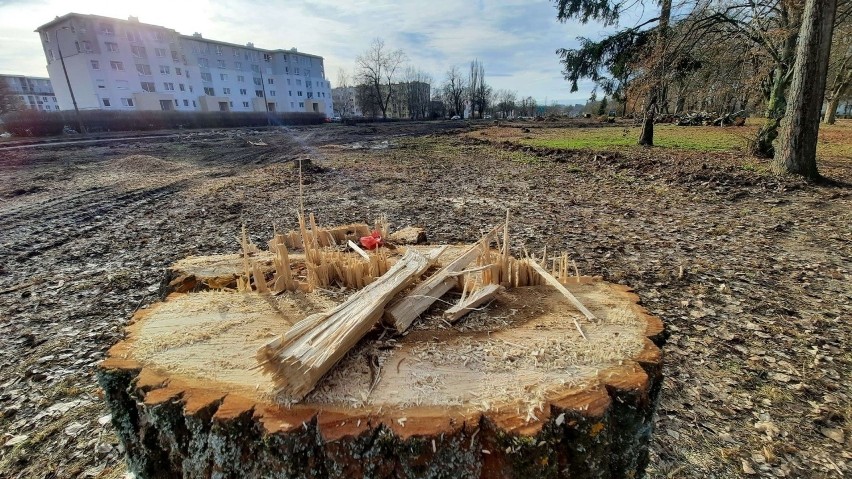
[99,274,663,479]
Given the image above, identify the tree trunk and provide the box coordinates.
[773,0,838,179]
[100,256,665,478]
[637,0,671,147]
[823,95,840,124]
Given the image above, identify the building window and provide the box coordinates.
[159,100,173,110]
[237,75,245,82]
[99,23,115,35]
[204,87,215,95]
[216,45,223,55]
[154,32,166,42]
[297,91,302,96]
[189,86,194,92]
[91,60,100,70]
[241,101,248,107]
[253,78,262,86]
[296,79,302,86]
[288,90,292,96]
[81,41,92,52]
[290,102,295,108]
[199,58,209,67]
[121,98,134,106]
[110,61,124,71]
[136,64,152,75]
[235,61,242,69]
[233,48,239,57]
[106,42,119,52]
[171,50,179,61]
[307,92,313,98]
[223,87,231,94]
[270,90,276,96]
[179,83,185,91]
[217,60,226,68]
[295,68,299,74]
[131,45,146,58]
[160,65,170,74]
[175,67,182,75]
[200,72,212,82]
[126,30,141,42]
[116,80,128,89]
[155,48,166,57]
[96,80,106,89]
[287,78,291,85]
[267,78,274,84]
[183,99,189,106]
[102,98,111,107]
[229,101,234,107]
[299,102,304,108]
[141,81,156,92]
[239,88,247,95]
[174,99,179,106]
[220,73,228,81]
[164,82,174,91]
[255,90,263,97]
[192,100,197,107]
[48,50,54,61]
[251,65,260,73]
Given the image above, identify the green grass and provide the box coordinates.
[523,125,750,152]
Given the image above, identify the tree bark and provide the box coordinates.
[772,0,838,179]
[823,95,840,124]
[637,0,671,147]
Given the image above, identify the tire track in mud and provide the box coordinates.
[0,180,188,264]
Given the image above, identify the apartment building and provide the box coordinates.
[34,13,332,117]
[0,74,58,111]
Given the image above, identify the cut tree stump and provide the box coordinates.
[99,274,663,478]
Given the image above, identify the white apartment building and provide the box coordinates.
[0,74,58,111]
[34,13,332,117]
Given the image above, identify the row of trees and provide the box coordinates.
[554,0,852,178]
[334,39,547,120]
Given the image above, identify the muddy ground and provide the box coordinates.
[0,120,849,478]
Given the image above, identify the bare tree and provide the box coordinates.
[356,38,407,119]
[0,79,23,114]
[823,21,852,123]
[442,66,467,118]
[332,68,355,118]
[468,59,491,119]
[773,0,839,178]
[402,67,433,119]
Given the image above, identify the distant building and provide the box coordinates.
[34,13,332,117]
[331,86,359,117]
[0,74,58,112]
[350,81,431,119]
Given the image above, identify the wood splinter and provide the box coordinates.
[444,283,504,323]
[527,258,594,340]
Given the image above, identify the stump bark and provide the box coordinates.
[100,268,664,479]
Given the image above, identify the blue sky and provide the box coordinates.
[0,0,619,104]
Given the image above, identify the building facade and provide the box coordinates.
[0,74,58,112]
[34,13,332,117]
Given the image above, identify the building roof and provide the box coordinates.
[0,73,51,80]
[35,12,323,60]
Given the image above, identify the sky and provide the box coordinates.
[0,0,620,104]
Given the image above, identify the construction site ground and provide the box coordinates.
[0,119,849,478]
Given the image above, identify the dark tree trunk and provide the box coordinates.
[773,0,838,179]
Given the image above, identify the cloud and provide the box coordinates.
[0,0,614,103]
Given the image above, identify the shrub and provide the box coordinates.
[0,110,325,137]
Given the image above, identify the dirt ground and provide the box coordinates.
[0,120,849,478]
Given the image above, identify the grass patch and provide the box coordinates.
[524,125,750,153]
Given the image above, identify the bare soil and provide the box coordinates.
[0,121,849,478]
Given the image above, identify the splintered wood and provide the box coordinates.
[384,224,502,331]
[257,249,433,400]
